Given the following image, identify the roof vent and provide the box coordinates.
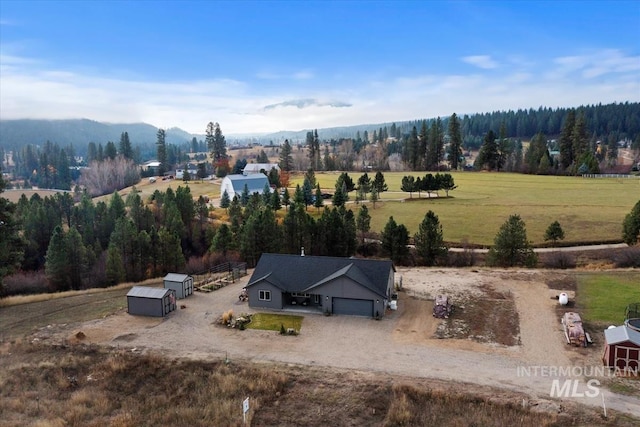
[301,247,305,257]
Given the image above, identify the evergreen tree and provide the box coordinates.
[622,200,640,245]
[381,216,409,264]
[157,227,185,274]
[332,184,347,208]
[314,184,324,211]
[487,214,537,267]
[0,172,24,288]
[281,187,291,211]
[544,221,565,246]
[572,111,589,172]
[414,210,447,266]
[270,187,282,211]
[119,131,133,159]
[356,205,371,245]
[369,186,379,209]
[66,226,88,289]
[104,141,118,160]
[105,242,126,286]
[559,109,576,171]
[211,223,233,256]
[45,226,69,291]
[448,113,463,170]
[476,130,499,170]
[372,171,388,193]
[279,139,294,172]
[407,126,420,170]
[401,175,416,198]
[240,184,250,206]
[156,128,167,175]
[220,190,231,209]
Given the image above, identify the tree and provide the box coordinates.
[544,221,565,246]
[156,129,167,176]
[45,225,69,291]
[332,184,347,208]
[372,171,388,194]
[197,162,207,181]
[105,242,126,286]
[401,175,416,198]
[119,131,133,159]
[476,130,499,170]
[414,210,447,266]
[182,169,191,183]
[448,113,463,170]
[439,173,457,197]
[240,184,250,206]
[622,200,640,245]
[314,184,324,211]
[220,190,231,209]
[0,172,24,288]
[208,122,227,162]
[381,216,409,264]
[369,186,379,209]
[256,150,269,163]
[559,109,576,171]
[211,223,232,256]
[279,139,294,171]
[487,214,537,267]
[356,205,371,245]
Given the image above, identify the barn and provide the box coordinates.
[127,286,176,317]
[220,174,272,200]
[245,253,394,318]
[163,273,194,299]
[602,325,640,372]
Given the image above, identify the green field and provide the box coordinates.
[576,271,640,325]
[292,172,639,246]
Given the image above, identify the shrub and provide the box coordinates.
[1,270,49,297]
[279,324,286,335]
[542,251,576,269]
[613,247,640,268]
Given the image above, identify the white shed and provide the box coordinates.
[220,174,272,200]
[163,273,194,299]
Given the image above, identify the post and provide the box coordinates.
[243,397,249,425]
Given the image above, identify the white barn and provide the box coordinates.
[220,174,272,200]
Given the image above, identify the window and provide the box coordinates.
[259,290,271,301]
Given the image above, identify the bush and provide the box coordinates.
[279,324,286,335]
[1,270,49,297]
[541,251,576,269]
[613,247,640,268]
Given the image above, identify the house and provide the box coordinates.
[141,160,161,173]
[245,253,395,318]
[602,325,640,372]
[220,174,272,199]
[176,164,198,179]
[163,273,194,299]
[127,286,176,317]
[243,163,280,175]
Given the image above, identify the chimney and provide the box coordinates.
[301,247,305,257]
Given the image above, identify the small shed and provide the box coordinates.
[127,286,176,317]
[602,325,640,371]
[163,273,194,299]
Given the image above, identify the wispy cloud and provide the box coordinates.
[1,49,638,135]
[255,70,314,80]
[462,55,498,69]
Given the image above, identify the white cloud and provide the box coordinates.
[1,49,638,134]
[462,55,498,69]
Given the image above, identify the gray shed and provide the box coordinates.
[163,273,194,299]
[127,286,176,317]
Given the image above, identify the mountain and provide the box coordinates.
[0,119,194,149]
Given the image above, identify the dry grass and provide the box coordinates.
[1,342,635,427]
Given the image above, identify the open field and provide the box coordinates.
[292,172,639,245]
[576,271,640,326]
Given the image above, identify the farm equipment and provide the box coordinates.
[562,312,587,347]
[433,295,453,319]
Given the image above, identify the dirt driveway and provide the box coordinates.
[57,268,640,417]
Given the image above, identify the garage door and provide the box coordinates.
[333,298,373,317]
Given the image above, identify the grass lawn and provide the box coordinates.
[576,271,640,325]
[290,171,639,246]
[246,312,304,332]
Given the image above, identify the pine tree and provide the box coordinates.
[356,205,371,245]
[372,171,388,193]
[622,200,640,245]
[448,113,463,170]
[559,109,576,171]
[544,221,565,246]
[0,172,24,287]
[314,184,323,211]
[487,214,537,267]
[45,225,69,291]
[156,128,167,175]
[381,216,409,264]
[279,139,294,171]
[212,223,232,256]
[105,242,126,286]
[414,210,447,266]
[220,190,231,209]
[119,132,133,159]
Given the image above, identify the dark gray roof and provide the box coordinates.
[127,286,172,299]
[225,174,270,194]
[246,254,394,298]
[163,273,190,282]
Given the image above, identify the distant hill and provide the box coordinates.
[0,119,194,150]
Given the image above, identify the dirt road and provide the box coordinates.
[54,268,640,417]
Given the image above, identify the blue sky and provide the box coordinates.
[1,0,639,135]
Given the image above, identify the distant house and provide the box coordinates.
[176,163,198,179]
[127,286,176,317]
[245,253,394,318]
[220,174,272,199]
[141,160,161,174]
[243,163,280,176]
[603,325,640,372]
[163,273,194,299]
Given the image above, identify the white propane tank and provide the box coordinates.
[608,325,616,329]
[559,293,569,306]
[389,300,398,310]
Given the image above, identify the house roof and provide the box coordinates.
[127,286,172,299]
[163,273,190,283]
[604,325,640,346]
[224,174,271,194]
[246,253,393,298]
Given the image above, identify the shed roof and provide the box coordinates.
[246,253,393,298]
[224,174,271,194]
[164,273,191,283]
[604,325,640,346]
[127,286,172,299]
